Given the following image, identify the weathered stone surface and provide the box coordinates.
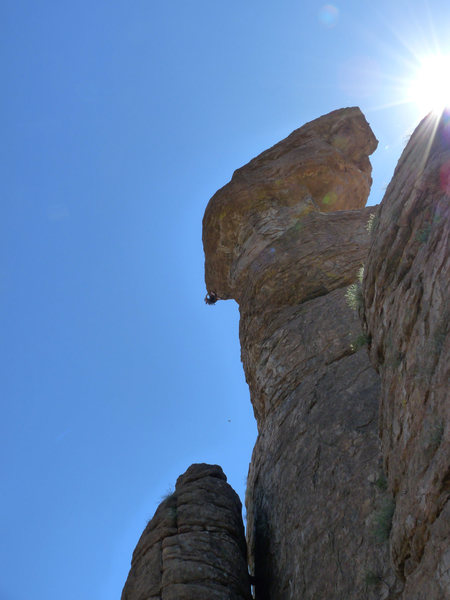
[363,110,450,599]
[238,207,377,423]
[204,108,402,598]
[244,290,402,600]
[203,106,378,304]
[121,464,251,600]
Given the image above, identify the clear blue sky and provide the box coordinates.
[1,1,448,598]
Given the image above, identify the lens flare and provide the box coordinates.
[318,5,339,29]
[409,55,450,115]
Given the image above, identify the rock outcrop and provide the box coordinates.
[363,110,450,599]
[203,108,401,599]
[203,107,377,308]
[121,464,251,600]
[123,107,448,600]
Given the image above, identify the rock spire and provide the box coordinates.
[121,464,251,600]
[122,106,448,600]
[203,107,401,598]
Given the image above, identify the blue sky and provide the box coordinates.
[1,1,449,599]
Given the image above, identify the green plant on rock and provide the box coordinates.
[364,568,392,593]
[366,212,379,235]
[160,488,178,521]
[350,332,370,352]
[345,267,364,312]
[345,283,362,311]
[160,488,176,502]
[375,472,388,492]
[416,222,432,243]
[372,498,395,543]
[429,420,444,449]
[364,569,382,586]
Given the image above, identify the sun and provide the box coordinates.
[409,54,450,115]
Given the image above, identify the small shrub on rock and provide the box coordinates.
[350,332,370,352]
[366,212,379,235]
[372,498,395,543]
[345,267,364,312]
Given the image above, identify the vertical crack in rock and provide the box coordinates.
[203,107,402,599]
[363,110,450,600]
[121,464,251,600]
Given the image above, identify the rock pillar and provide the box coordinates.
[203,108,401,598]
[122,464,251,600]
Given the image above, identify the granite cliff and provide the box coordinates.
[122,108,449,599]
[363,111,449,599]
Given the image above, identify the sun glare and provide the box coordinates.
[409,55,450,115]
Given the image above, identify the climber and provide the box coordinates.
[204,291,218,305]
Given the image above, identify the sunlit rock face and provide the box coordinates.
[204,108,402,599]
[363,110,450,600]
[121,464,251,600]
[203,106,378,305]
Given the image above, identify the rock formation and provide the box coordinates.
[203,107,401,599]
[121,464,251,600]
[123,107,448,600]
[363,110,450,599]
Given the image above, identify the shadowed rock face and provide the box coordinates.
[363,111,450,600]
[121,464,251,600]
[203,108,402,599]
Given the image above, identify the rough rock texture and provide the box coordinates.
[121,464,251,600]
[203,107,378,305]
[363,110,450,599]
[203,108,402,598]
